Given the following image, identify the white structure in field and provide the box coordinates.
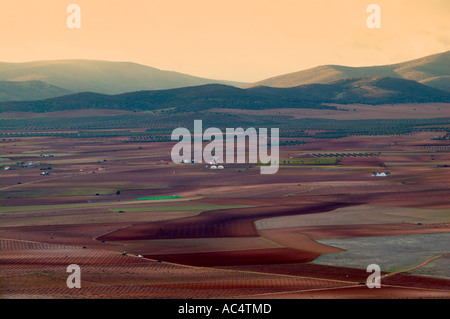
[372,172,390,177]
[210,165,217,169]
[171,120,279,174]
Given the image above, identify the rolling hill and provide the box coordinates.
[248,77,450,104]
[243,51,450,90]
[0,84,318,113]
[2,77,448,113]
[0,60,245,95]
[0,80,72,102]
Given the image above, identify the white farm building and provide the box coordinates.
[372,172,390,177]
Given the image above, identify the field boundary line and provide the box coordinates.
[233,283,362,298]
[382,253,450,279]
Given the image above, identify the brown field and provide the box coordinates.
[1,109,136,119]
[144,248,321,267]
[210,103,450,120]
[1,130,449,299]
[261,223,450,241]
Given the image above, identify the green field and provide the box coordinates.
[137,195,183,200]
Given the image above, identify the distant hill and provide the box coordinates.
[0,80,72,102]
[243,51,450,90]
[0,60,245,95]
[2,77,448,113]
[248,77,450,105]
[0,84,318,113]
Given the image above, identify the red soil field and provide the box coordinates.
[144,248,320,267]
[257,229,346,254]
[383,273,450,291]
[97,202,354,241]
[0,223,132,249]
[2,133,449,299]
[244,285,450,299]
[217,262,450,293]
[0,238,358,299]
[337,156,385,167]
[217,263,374,283]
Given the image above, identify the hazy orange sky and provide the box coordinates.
[1,0,449,82]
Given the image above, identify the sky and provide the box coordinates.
[1,0,449,82]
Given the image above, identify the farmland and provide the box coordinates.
[1,109,450,299]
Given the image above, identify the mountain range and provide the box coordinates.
[0,51,449,113]
[243,50,450,91]
[2,77,448,113]
[0,60,244,97]
[0,80,73,102]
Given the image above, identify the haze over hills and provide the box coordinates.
[243,51,450,91]
[1,51,449,113]
[0,60,245,95]
[2,77,448,114]
[0,80,72,102]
